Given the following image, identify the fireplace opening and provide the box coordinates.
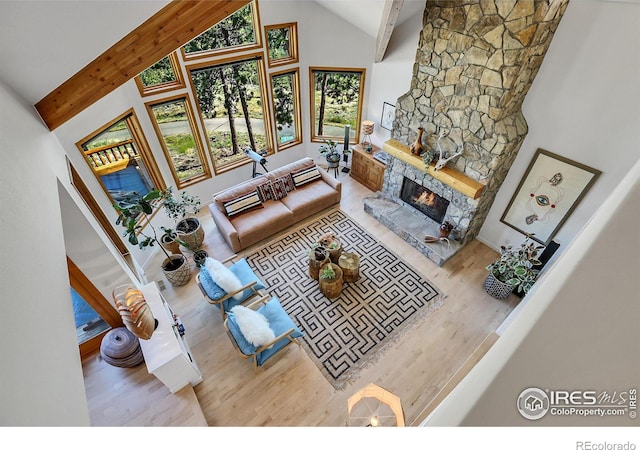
[400,178,449,224]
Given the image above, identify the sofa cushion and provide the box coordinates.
[268,157,315,180]
[280,181,341,222]
[223,190,263,217]
[291,166,322,187]
[231,201,294,248]
[256,181,274,202]
[270,178,288,200]
[213,175,270,213]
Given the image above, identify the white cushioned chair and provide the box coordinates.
[196,255,266,321]
[224,295,303,369]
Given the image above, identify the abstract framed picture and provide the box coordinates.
[501,148,601,245]
[381,102,395,130]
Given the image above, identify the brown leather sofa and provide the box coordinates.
[209,157,341,252]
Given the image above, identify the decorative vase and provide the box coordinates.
[319,263,343,299]
[162,254,191,286]
[309,246,329,280]
[177,217,205,251]
[484,273,514,300]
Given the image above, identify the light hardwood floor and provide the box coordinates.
[82,171,520,426]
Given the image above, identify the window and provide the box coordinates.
[146,95,211,188]
[309,67,365,144]
[189,53,273,173]
[265,22,298,68]
[77,109,164,206]
[135,52,186,97]
[181,1,261,61]
[270,68,302,150]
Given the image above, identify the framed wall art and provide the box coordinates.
[381,102,395,130]
[501,148,601,245]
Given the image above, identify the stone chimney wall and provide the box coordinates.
[390,0,569,244]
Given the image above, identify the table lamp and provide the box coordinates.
[361,120,374,153]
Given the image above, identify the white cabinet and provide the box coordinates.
[139,282,202,393]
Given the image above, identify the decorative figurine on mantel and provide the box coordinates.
[410,126,425,155]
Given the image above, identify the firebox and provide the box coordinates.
[400,177,449,224]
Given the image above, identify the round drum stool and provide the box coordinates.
[100,327,145,368]
[338,252,360,283]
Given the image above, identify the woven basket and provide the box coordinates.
[484,273,514,299]
[163,254,191,286]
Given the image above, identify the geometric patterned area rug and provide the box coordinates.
[245,209,443,390]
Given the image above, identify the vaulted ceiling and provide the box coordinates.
[0,0,425,108]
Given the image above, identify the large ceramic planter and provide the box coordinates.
[162,254,191,286]
[177,217,205,251]
[484,272,514,299]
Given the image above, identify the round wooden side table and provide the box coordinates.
[338,252,360,283]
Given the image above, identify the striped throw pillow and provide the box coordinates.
[223,191,263,217]
[291,166,321,187]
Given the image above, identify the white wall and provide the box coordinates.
[0,81,90,426]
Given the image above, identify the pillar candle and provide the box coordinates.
[344,125,350,151]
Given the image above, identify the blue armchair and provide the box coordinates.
[224,296,304,369]
[196,256,266,321]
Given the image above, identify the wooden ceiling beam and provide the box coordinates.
[375,0,404,63]
[35,0,251,131]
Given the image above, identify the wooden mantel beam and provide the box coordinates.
[375,0,404,63]
[35,0,251,131]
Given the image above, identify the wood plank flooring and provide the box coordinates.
[81,171,520,426]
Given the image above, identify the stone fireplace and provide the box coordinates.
[365,0,569,265]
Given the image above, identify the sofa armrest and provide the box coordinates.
[317,165,342,194]
[208,204,242,252]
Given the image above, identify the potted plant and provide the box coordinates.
[160,226,181,255]
[308,243,329,280]
[319,139,342,169]
[319,262,343,299]
[161,187,204,251]
[484,234,543,299]
[113,190,191,286]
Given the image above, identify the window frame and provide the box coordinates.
[308,66,366,145]
[180,0,263,63]
[269,67,302,151]
[264,22,299,68]
[187,52,274,175]
[134,51,186,97]
[144,94,212,189]
[75,108,166,206]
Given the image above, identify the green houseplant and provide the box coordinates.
[113,190,191,286]
[485,234,543,299]
[161,187,204,252]
[319,139,342,169]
